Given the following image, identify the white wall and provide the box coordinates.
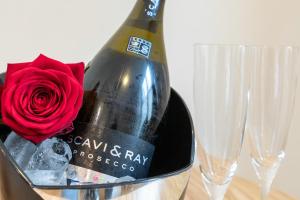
[0,0,299,198]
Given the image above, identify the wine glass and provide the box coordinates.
[246,46,299,200]
[193,44,250,200]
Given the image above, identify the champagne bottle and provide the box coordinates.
[64,0,170,184]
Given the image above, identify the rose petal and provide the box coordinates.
[68,63,85,86]
[31,54,74,77]
[13,80,62,120]
[5,63,31,87]
[0,85,4,113]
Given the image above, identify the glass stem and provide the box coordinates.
[260,178,272,200]
[251,159,282,200]
[201,173,230,200]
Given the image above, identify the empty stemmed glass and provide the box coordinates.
[193,44,250,200]
[246,46,299,200]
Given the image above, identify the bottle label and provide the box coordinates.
[127,36,152,58]
[62,124,155,179]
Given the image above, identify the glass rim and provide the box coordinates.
[193,43,300,50]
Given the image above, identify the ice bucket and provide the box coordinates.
[0,86,195,200]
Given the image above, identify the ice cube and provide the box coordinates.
[5,134,72,186]
[115,176,136,183]
[4,132,37,169]
[24,170,67,186]
[27,137,72,171]
[25,137,72,185]
[66,164,78,181]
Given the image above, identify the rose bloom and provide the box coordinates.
[1,54,84,143]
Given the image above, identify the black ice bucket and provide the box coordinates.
[0,87,195,200]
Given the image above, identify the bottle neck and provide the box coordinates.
[128,0,165,22]
[103,0,167,63]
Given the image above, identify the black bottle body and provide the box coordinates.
[63,0,170,182]
[83,48,169,143]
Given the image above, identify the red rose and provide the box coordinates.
[0,85,3,114]
[1,54,84,143]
